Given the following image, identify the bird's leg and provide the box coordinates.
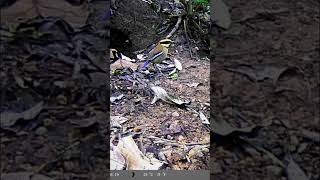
[154,64,165,77]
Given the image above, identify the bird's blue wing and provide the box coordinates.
[142,60,150,68]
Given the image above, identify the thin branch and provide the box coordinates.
[166,16,183,39]
[183,19,193,58]
[147,135,209,147]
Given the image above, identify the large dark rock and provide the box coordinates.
[110,0,164,56]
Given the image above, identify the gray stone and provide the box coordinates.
[35,127,47,136]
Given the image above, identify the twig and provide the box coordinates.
[147,135,209,147]
[183,19,193,58]
[191,19,206,35]
[166,16,183,39]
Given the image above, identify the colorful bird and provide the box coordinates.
[142,39,173,68]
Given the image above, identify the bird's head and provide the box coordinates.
[159,39,173,48]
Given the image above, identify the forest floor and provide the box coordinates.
[109,0,211,171]
[110,43,211,170]
[0,0,319,179]
[1,1,109,179]
[211,0,319,179]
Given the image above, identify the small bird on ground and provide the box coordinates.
[141,39,173,68]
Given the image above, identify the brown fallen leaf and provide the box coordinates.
[110,144,126,170]
[225,64,289,85]
[0,0,89,28]
[111,59,139,72]
[188,145,209,159]
[1,101,44,127]
[110,115,128,128]
[117,136,164,170]
[70,111,106,128]
[150,86,190,105]
[286,155,309,180]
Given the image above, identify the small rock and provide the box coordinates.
[56,94,67,105]
[35,127,47,136]
[167,135,173,140]
[172,112,179,117]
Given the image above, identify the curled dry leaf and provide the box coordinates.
[117,136,164,170]
[286,156,309,180]
[150,86,190,105]
[121,54,136,62]
[69,111,105,128]
[110,94,124,103]
[150,86,171,104]
[173,58,182,71]
[199,111,210,125]
[212,117,257,136]
[1,101,44,127]
[188,145,210,159]
[110,144,126,170]
[186,82,201,88]
[110,116,128,128]
[13,73,28,88]
[225,64,289,85]
[111,59,139,72]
